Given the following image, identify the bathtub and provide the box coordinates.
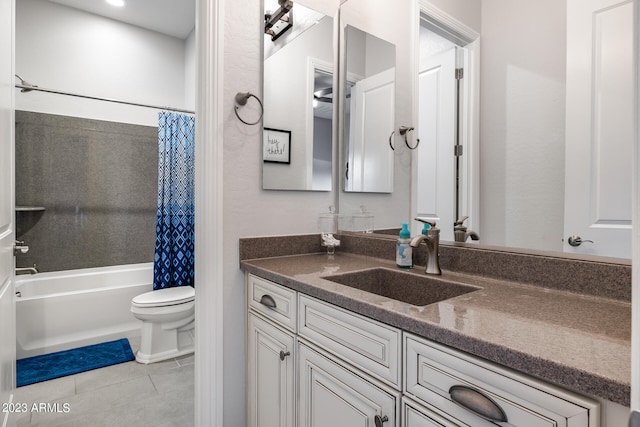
[15,263,152,358]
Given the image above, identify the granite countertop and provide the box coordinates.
[241,251,631,406]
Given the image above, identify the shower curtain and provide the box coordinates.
[153,111,195,290]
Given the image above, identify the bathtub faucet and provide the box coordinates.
[16,264,39,275]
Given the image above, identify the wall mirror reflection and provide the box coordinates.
[413,13,479,242]
[262,1,334,191]
[338,0,633,261]
[342,25,396,193]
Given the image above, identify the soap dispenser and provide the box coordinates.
[396,223,413,269]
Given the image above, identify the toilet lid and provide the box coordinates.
[132,286,195,307]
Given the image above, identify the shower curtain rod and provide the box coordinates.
[14,83,195,115]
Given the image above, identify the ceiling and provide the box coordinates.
[48,0,196,39]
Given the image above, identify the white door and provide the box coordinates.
[0,0,15,425]
[564,0,634,258]
[346,68,395,193]
[416,47,457,240]
[298,343,398,427]
[247,313,295,427]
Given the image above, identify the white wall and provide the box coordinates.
[16,0,193,127]
[222,0,339,423]
[184,29,196,110]
[480,0,566,251]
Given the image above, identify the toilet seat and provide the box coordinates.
[131,286,195,308]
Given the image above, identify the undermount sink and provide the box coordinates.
[324,268,480,306]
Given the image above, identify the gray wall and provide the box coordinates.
[15,111,158,272]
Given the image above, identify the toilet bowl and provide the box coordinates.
[130,286,195,364]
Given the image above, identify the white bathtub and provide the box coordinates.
[15,263,152,358]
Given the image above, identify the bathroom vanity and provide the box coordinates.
[241,233,631,426]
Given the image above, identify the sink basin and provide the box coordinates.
[324,268,480,306]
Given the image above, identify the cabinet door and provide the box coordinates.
[247,313,295,427]
[298,342,398,427]
[402,397,465,427]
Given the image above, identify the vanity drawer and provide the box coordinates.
[247,274,297,332]
[298,294,401,388]
[404,334,599,427]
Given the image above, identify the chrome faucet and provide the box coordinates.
[410,218,441,275]
[16,264,39,275]
[454,216,480,243]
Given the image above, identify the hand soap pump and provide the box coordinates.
[396,223,413,269]
[421,222,431,235]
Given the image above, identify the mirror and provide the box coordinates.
[336,0,413,231]
[342,25,395,193]
[262,2,334,191]
[337,0,634,260]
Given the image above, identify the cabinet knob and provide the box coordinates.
[279,350,290,361]
[374,414,388,427]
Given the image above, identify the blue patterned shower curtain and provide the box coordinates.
[153,111,195,290]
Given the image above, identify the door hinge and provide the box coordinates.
[455,68,464,80]
[454,145,463,156]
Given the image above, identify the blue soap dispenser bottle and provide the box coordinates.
[396,223,413,268]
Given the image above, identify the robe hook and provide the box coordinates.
[399,125,420,150]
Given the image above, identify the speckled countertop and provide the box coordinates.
[241,250,631,406]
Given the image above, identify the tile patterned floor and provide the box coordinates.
[14,339,194,427]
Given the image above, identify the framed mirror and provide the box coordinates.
[262,1,335,191]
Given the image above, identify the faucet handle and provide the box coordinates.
[414,217,437,228]
[454,216,469,226]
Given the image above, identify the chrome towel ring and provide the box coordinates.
[234,92,264,126]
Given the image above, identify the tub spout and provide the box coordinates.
[16,264,39,275]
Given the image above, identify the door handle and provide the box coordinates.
[567,235,594,247]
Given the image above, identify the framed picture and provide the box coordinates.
[263,128,291,164]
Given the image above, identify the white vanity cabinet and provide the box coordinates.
[247,275,297,427]
[298,342,399,426]
[246,272,601,427]
[247,273,401,427]
[404,334,600,427]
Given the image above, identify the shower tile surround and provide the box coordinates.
[15,111,158,272]
[239,232,631,406]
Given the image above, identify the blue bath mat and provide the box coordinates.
[16,338,135,387]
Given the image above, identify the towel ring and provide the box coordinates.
[399,125,420,150]
[234,92,264,126]
[388,131,395,151]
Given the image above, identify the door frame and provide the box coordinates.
[630,0,640,416]
[412,0,480,238]
[194,0,225,425]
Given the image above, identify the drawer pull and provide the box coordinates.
[259,294,277,309]
[449,385,508,423]
[374,414,388,427]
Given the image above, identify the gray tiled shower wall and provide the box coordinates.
[15,111,158,272]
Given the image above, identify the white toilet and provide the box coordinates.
[130,286,195,364]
